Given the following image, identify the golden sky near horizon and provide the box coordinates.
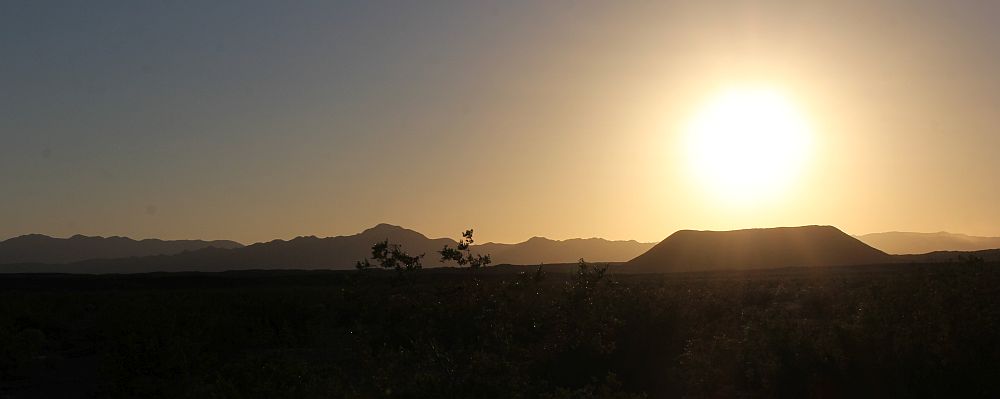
[2,1,999,244]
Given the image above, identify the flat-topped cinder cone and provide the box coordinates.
[624,225,892,273]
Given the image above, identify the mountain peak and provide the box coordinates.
[362,223,406,233]
[7,234,52,241]
[357,223,435,241]
[69,234,106,240]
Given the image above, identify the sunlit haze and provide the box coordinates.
[3,1,1000,244]
[682,87,811,204]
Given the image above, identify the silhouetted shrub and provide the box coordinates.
[439,229,492,269]
[355,239,423,274]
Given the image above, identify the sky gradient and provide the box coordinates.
[3,1,999,244]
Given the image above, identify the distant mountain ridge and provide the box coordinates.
[6,225,998,274]
[896,248,1000,263]
[43,224,457,273]
[0,224,656,273]
[475,237,654,265]
[0,234,243,264]
[855,231,1000,254]
[625,226,893,273]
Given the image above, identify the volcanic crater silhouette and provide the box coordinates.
[625,225,893,272]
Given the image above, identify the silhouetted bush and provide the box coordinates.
[439,229,492,269]
[355,239,423,274]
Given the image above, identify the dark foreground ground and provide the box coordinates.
[2,262,999,398]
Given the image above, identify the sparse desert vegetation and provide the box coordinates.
[2,261,998,398]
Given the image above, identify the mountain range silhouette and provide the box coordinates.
[855,231,1000,254]
[0,234,242,264]
[0,224,653,273]
[475,236,654,265]
[2,224,998,274]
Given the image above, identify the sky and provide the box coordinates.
[2,1,999,244]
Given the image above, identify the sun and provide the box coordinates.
[682,87,812,204]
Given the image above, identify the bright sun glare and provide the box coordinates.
[683,87,812,204]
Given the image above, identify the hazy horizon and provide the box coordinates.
[5,223,1000,249]
[4,1,1000,244]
